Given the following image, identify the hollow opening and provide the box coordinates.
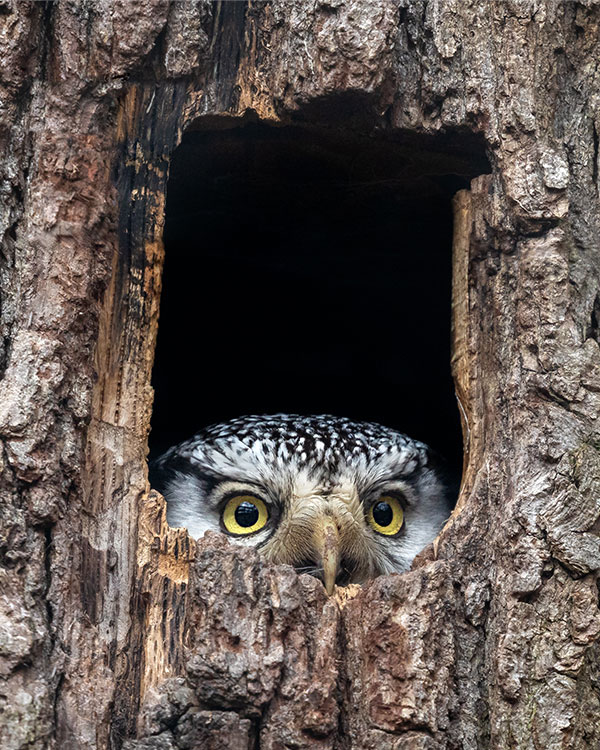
[150,118,490,480]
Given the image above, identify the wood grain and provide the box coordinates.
[1,2,600,748]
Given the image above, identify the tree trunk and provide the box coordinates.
[2,2,600,749]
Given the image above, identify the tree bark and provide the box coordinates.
[1,2,600,748]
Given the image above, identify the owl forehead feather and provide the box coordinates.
[159,414,428,482]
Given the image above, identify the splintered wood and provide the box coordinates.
[1,2,600,749]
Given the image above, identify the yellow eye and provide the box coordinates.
[367,495,404,536]
[222,495,268,536]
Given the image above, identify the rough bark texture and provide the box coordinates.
[1,1,600,749]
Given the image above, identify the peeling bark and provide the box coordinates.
[1,2,600,748]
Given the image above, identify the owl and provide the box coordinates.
[151,414,453,594]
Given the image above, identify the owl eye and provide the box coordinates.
[367,495,404,536]
[222,495,269,536]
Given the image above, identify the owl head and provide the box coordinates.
[151,415,453,594]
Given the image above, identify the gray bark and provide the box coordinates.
[1,2,600,748]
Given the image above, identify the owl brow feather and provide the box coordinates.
[360,481,416,508]
[209,481,285,514]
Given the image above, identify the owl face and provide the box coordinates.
[152,415,452,594]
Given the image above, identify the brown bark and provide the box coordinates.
[1,2,600,748]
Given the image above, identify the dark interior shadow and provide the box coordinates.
[150,120,490,479]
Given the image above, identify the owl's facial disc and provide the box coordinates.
[313,496,406,593]
[258,488,390,593]
[182,478,417,595]
[155,415,452,594]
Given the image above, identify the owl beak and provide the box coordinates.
[314,516,340,596]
